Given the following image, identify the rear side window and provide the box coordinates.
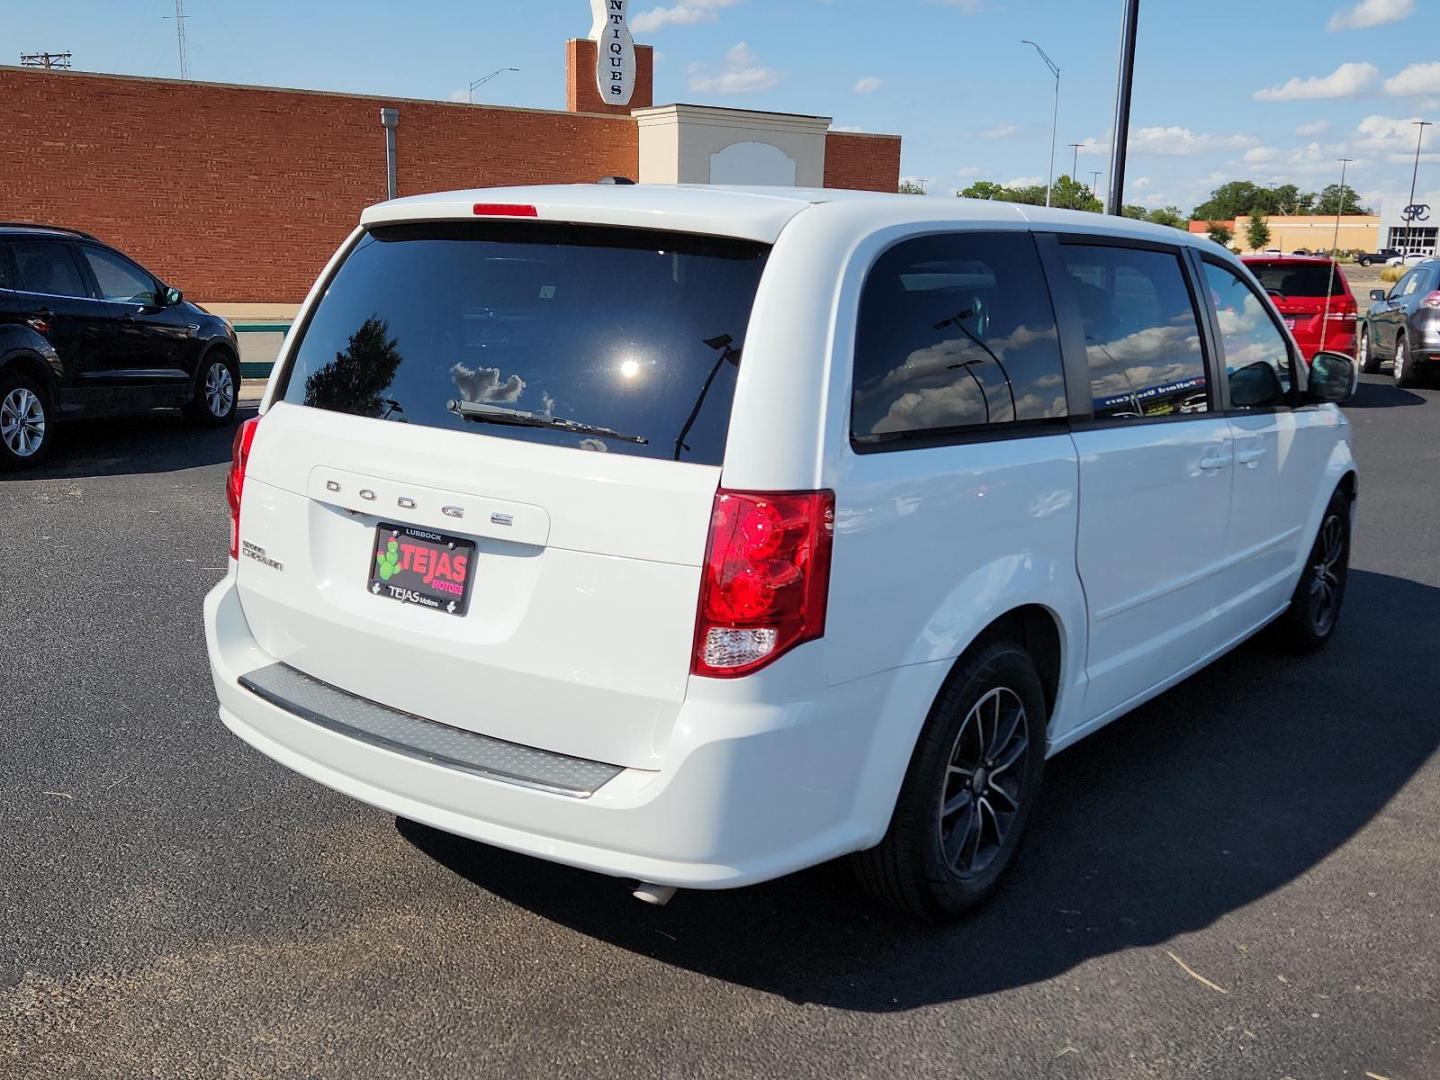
[1245,260,1347,298]
[10,240,88,299]
[851,232,1066,442]
[281,222,769,464]
[0,245,15,291]
[1057,244,1209,420]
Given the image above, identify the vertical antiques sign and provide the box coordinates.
[590,0,635,106]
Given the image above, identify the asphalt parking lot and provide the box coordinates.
[2,375,1437,1080]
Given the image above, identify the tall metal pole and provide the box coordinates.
[1090,170,1102,197]
[1320,158,1353,355]
[1068,142,1083,181]
[1022,41,1060,207]
[380,108,399,201]
[173,0,188,79]
[1406,120,1432,254]
[1105,0,1140,216]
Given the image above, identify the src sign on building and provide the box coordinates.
[590,0,635,106]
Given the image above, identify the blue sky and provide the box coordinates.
[10,0,1440,212]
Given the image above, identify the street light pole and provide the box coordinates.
[1068,142,1083,182]
[468,67,519,103]
[1405,119,1432,254]
[1321,157,1354,355]
[1021,40,1060,208]
[1106,0,1141,216]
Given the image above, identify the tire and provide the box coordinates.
[852,640,1048,921]
[1357,326,1381,374]
[186,351,239,425]
[1358,257,1372,267]
[1393,334,1420,389]
[1269,488,1350,655]
[0,369,54,470]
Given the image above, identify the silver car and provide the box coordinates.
[1359,259,1440,387]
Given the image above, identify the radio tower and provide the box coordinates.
[166,0,190,79]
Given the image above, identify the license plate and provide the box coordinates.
[368,523,475,616]
[1284,317,1296,330]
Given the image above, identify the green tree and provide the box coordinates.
[959,180,1007,200]
[1121,204,1148,219]
[1270,184,1315,215]
[957,176,1100,212]
[1314,183,1371,216]
[1206,221,1234,246]
[1145,206,1187,229]
[898,178,927,195]
[1192,180,1268,221]
[302,316,404,418]
[1245,208,1272,251]
[1051,174,1103,212]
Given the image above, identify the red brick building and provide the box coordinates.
[0,42,901,303]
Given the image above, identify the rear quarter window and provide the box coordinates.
[851,231,1067,444]
[279,222,769,465]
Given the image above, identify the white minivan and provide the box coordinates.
[204,185,1357,919]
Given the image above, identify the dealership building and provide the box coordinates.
[0,33,900,304]
[1378,192,1439,257]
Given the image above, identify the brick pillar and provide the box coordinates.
[566,38,654,115]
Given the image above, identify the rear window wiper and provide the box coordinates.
[446,399,648,445]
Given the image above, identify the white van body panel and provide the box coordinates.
[204,184,1355,890]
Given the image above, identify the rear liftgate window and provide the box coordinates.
[280,222,770,465]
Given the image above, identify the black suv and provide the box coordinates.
[0,224,239,468]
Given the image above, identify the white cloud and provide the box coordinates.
[1128,126,1259,156]
[852,76,882,94]
[982,122,1016,139]
[1244,146,1279,163]
[685,41,779,94]
[448,89,470,103]
[956,165,983,178]
[1254,61,1378,101]
[833,124,865,132]
[1353,114,1440,162]
[1133,176,1151,189]
[1327,0,1414,31]
[1384,62,1440,97]
[1295,119,1332,135]
[1005,176,1043,188]
[632,0,741,33]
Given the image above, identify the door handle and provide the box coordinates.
[1236,447,1267,468]
[1197,452,1232,473]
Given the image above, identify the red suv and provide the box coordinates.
[1240,256,1356,361]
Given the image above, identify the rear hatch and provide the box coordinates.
[235,219,770,769]
[1244,259,1355,357]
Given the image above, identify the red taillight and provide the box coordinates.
[692,489,835,678]
[226,417,260,559]
[472,203,538,217]
[1423,291,1440,310]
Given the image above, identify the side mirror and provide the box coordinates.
[1230,361,1286,408]
[1369,288,1386,302]
[163,286,183,306]
[1308,350,1357,403]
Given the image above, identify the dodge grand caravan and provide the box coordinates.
[204,185,1357,919]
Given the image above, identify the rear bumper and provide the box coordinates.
[204,573,942,889]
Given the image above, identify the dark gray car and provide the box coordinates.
[1359,259,1440,388]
